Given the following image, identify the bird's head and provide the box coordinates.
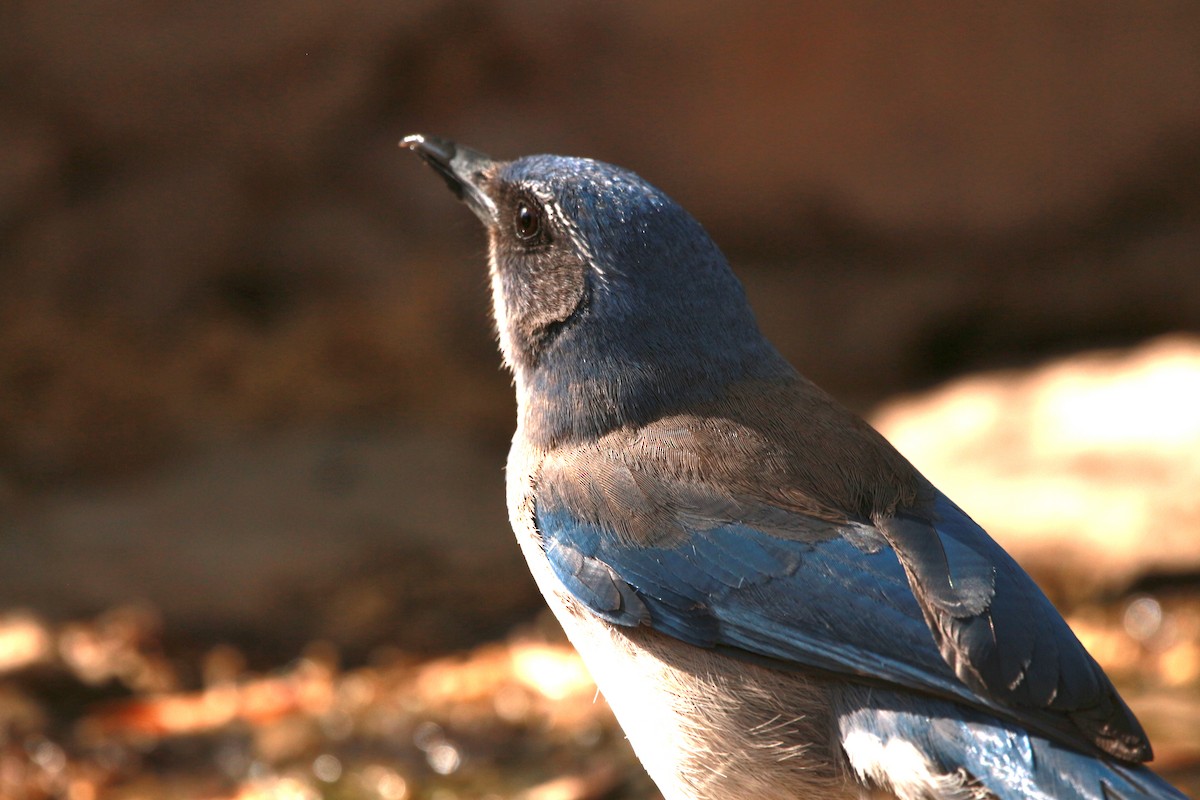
[404,134,787,443]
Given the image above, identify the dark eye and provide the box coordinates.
[514,200,541,240]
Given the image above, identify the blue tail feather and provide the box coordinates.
[837,690,1186,799]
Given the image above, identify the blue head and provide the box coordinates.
[404,135,790,444]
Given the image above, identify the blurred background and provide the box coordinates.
[1,2,1198,798]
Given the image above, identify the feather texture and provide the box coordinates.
[404,135,1184,799]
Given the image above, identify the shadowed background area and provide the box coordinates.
[0,3,1198,799]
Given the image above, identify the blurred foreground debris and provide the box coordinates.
[0,593,1196,799]
[0,609,651,800]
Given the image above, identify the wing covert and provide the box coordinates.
[533,450,1151,762]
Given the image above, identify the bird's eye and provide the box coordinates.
[514,200,542,240]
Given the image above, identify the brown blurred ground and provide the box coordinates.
[0,3,1198,799]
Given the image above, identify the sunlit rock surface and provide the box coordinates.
[873,336,1200,591]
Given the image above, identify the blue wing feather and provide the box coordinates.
[537,505,971,699]
[534,473,1150,762]
[535,491,1185,796]
[888,493,1132,754]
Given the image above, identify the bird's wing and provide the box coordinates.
[533,440,1150,762]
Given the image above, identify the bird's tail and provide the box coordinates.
[837,691,1187,800]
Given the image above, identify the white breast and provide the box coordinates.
[505,443,865,800]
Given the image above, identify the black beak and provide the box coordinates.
[401,134,498,225]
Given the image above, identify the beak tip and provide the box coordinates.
[400,133,458,165]
[400,133,433,150]
[402,134,497,225]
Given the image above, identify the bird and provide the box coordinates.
[402,133,1186,800]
